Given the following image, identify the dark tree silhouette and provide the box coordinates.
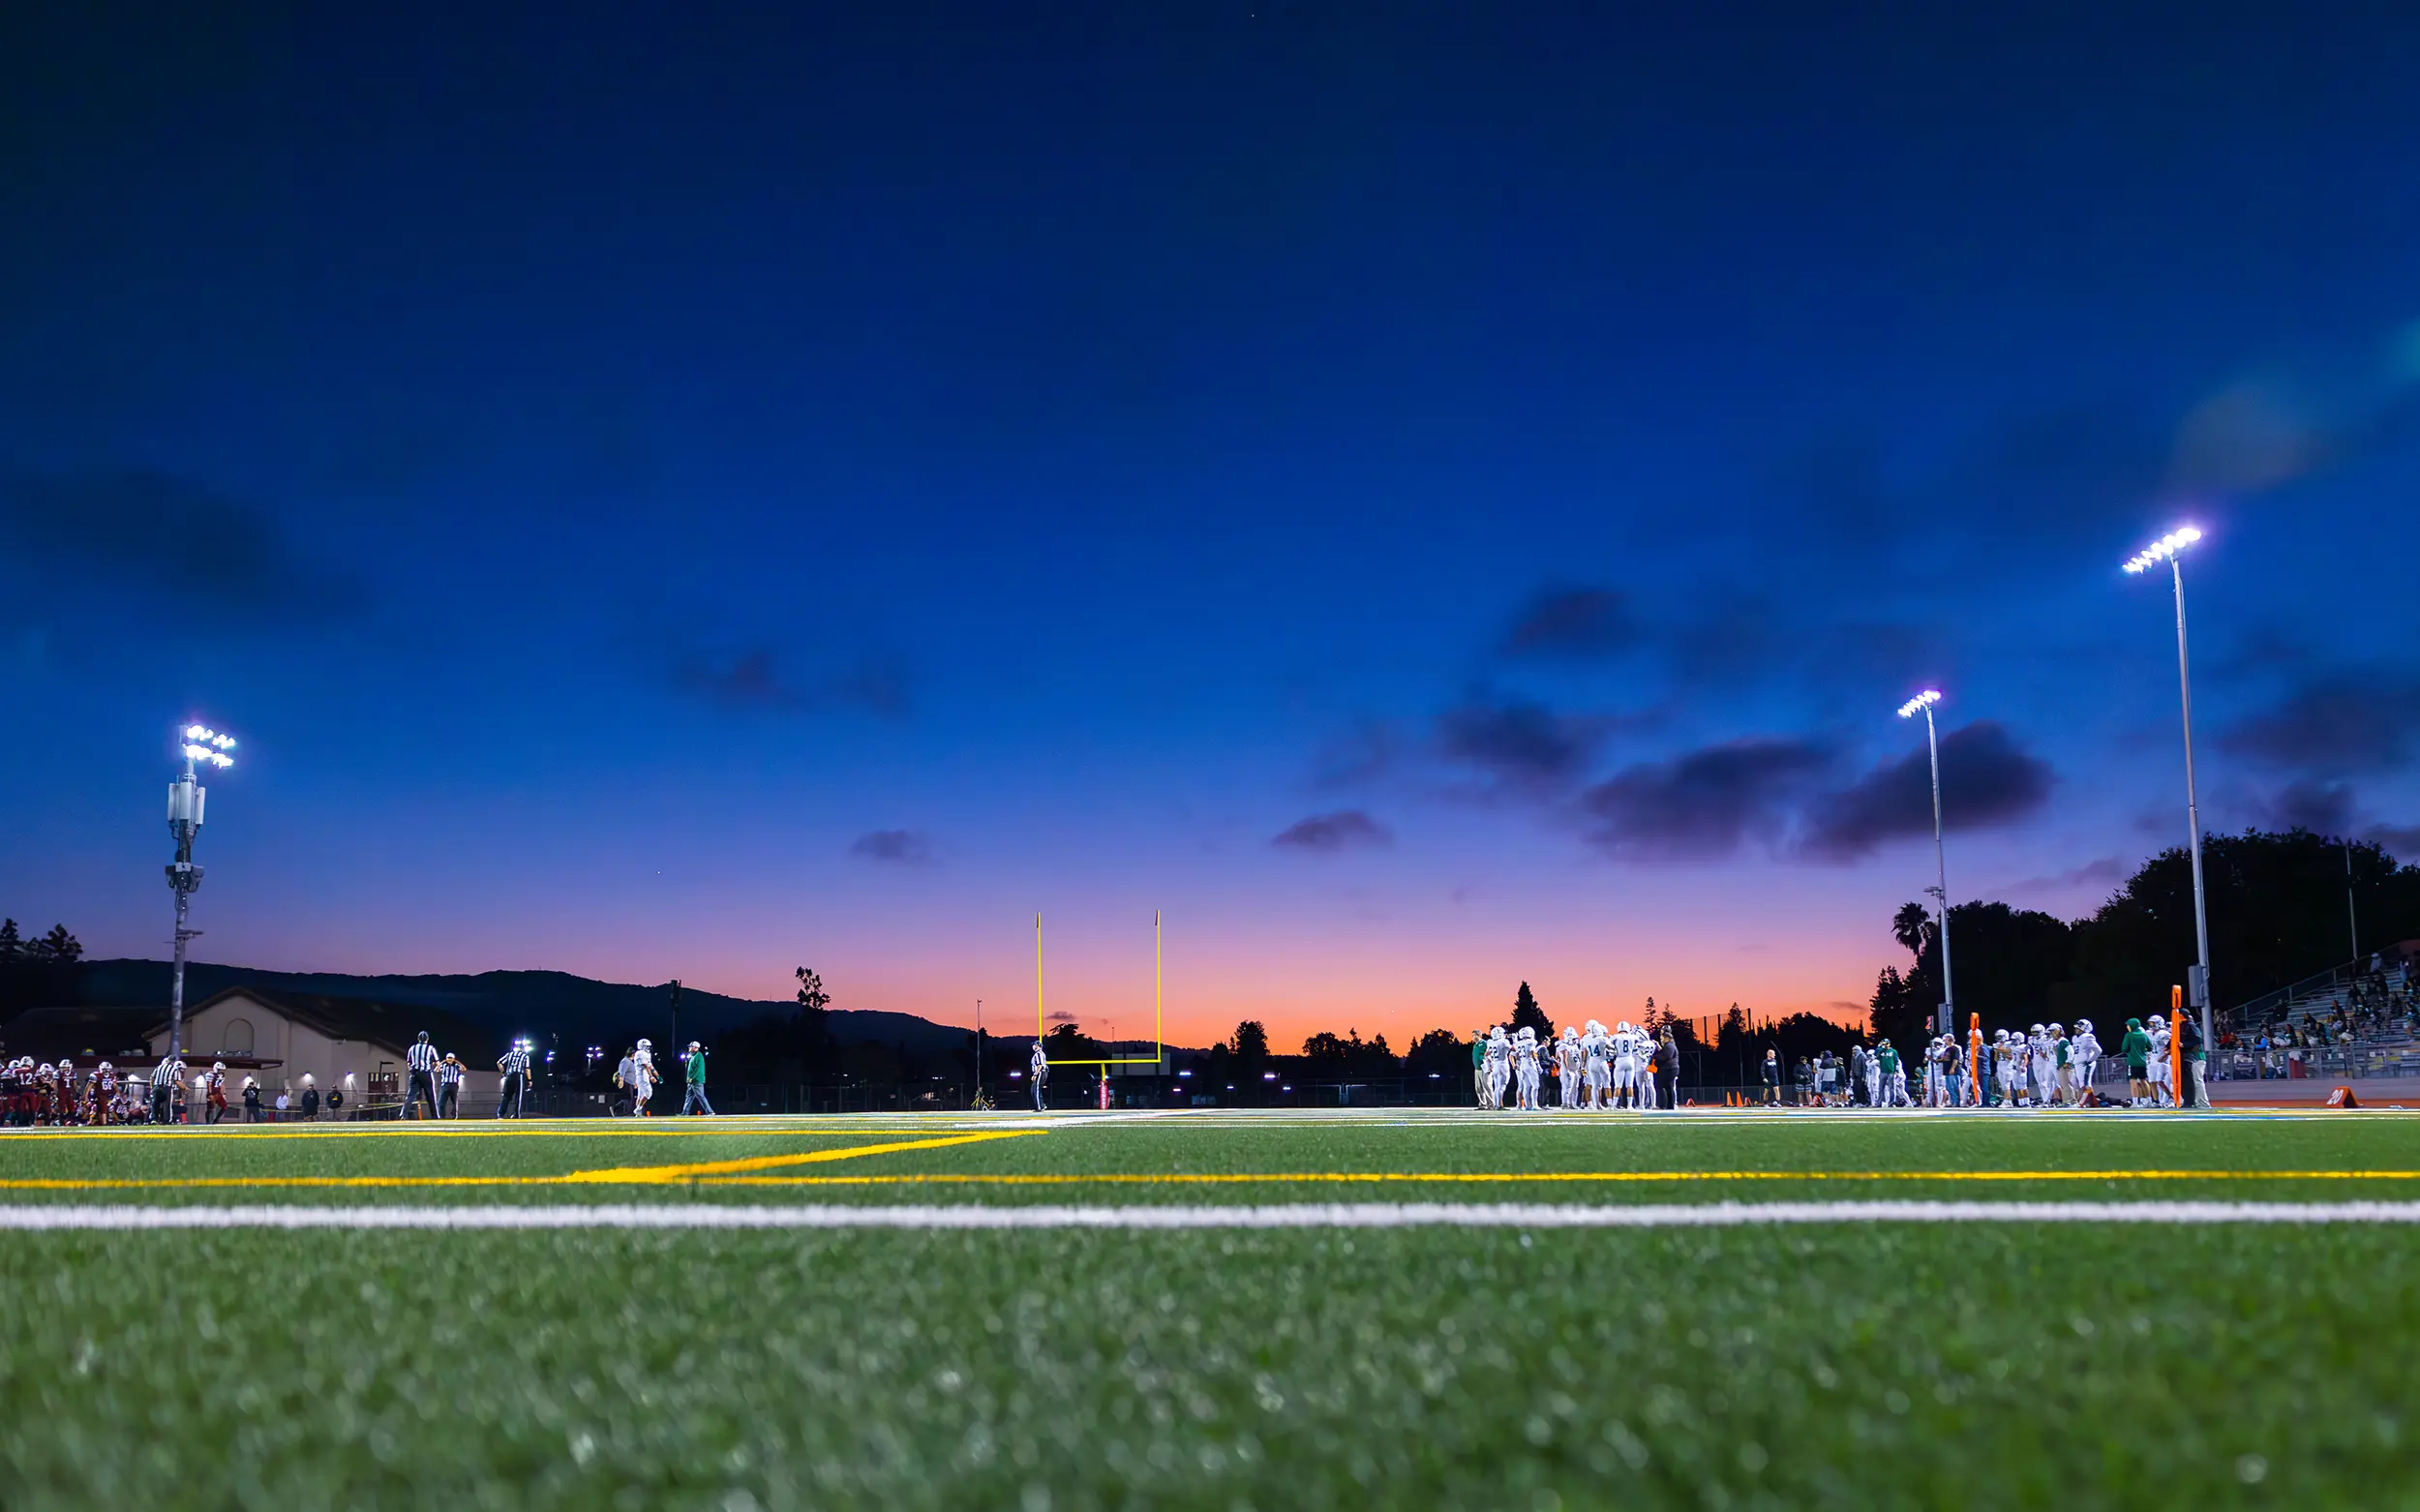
[1508,982,1553,1040]
[1404,1028,1467,1080]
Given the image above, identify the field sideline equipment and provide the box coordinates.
[1035,912,1165,1073]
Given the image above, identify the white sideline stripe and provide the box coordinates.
[6,1200,2420,1230]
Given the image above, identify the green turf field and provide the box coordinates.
[3,1108,2416,1509]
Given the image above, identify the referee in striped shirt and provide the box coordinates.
[496,1041,530,1118]
[404,1032,441,1120]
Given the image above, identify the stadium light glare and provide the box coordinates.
[1895,689,1941,719]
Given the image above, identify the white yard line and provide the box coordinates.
[6,1199,2420,1230]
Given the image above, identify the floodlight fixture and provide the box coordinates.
[2122,525,2202,575]
[1896,689,1941,719]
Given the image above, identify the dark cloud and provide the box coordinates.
[832,655,912,719]
[847,829,934,864]
[673,647,804,711]
[1271,809,1393,853]
[1758,406,2167,577]
[1579,739,1833,861]
[0,467,358,620]
[2367,822,2420,861]
[1799,721,2055,860]
[2221,672,2420,774]
[2257,778,2358,836]
[2004,856,2130,894]
[1310,718,1401,789]
[1436,691,1604,796]
[1501,585,1638,659]
[669,646,911,718]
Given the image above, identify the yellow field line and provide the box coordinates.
[558,1132,1043,1184]
[0,1131,1045,1190]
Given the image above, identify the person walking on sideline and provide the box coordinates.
[1029,1038,1049,1112]
[681,1041,714,1116]
[497,1041,531,1117]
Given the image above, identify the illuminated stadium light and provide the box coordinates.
[181,726,236,768]
[2122,525,2202,574]
[1895,689,1941,720]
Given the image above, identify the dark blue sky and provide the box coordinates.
[5,4,2416,1041]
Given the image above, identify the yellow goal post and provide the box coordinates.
[1033,913,1165,1071]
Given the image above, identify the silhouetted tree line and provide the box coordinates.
[1161,982,1866,1101]
[1868,829,2420,1045]
[0,920,83,1017]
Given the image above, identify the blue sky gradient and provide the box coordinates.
[5,4,2417,1043]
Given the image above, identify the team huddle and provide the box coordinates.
[0,1054,236,1125]
[1467,1013,2200,1111]
[1475,1021,1673,1111]
[1860,1017,2189,1108]
[1859,1022,2107,1107]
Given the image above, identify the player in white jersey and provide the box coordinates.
[2023,1024,2052,1106]
[2148,1017,2174,1105]
[1557,1028,1582,1108]
[1606,1022,1638,1110]
[2070,1019,2102,1103]
[1580,1020,1612,1110]
[627,1039,658,1115]
[1482,1027,1511,1110]
[1512,1027,1542,1111]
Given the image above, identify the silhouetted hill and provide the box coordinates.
[37,959,976,1055]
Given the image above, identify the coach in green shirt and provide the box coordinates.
[681,1040,714,1117]
[2122,1018,2152,1105]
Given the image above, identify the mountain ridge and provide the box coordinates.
[37,958,980,1055]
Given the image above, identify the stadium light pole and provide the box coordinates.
[2124,526,2214,1056]
[1896,691,1953,1038]
[2344,840,2359,964]
[166,723,236,1062]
